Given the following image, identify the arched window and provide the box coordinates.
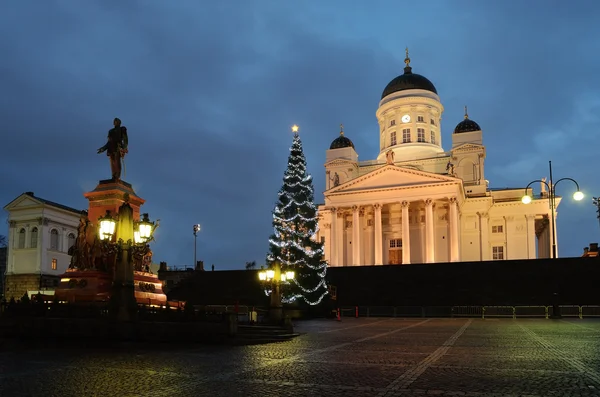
[18,228,25,249]
[50,229,59,250]
[31,227,38,248]
[67,233,76,250]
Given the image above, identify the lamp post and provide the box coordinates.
[193,224,201,269]
[521,161,584,259]
[98,204,158,321]
[258,262,295,323]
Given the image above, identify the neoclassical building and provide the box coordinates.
[3,192,81,298]
[317,52,558,266]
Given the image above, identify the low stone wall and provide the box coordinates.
[4,274,41,300]
[0,314,238,344]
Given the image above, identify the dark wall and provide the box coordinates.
[327,257,600,306]
[168,257,600,307]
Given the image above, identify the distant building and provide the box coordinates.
[0,247,7,297]
[3,192,81,299]
[317,51,559,266]
[158,261,204,294]
[582,243,599,258]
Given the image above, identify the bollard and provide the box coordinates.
[355,306,358,318]
[336,308,341,321]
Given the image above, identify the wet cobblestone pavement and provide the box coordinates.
[2,318,600,396]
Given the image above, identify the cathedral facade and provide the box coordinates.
[316,52,557,266]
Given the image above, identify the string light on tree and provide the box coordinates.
[266,123,329,305]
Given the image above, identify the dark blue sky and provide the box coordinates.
[2,1,600,269]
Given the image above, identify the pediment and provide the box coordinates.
[452,143,484,152]
[4,194,43,211]
[325,158,356,167]
[328,165,459,194]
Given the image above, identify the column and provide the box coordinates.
[479,212,489,260]
[449,197,460,262]
[425,199,435,263]
[401,201,411,264]
[374,203,382,265]
[547,212,555,258]
[526,215,536,259]
[330,208,337,266]
[336,211,344,266]
[352,205,361,266]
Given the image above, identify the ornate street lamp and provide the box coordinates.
[258,262,295,323]
[98,211,117,241]
[100,204,158,321]
[521,160,583,259]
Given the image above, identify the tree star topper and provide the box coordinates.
[291,124,299,134]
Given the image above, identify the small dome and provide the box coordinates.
[454,106,481,134]
[381,50,437,99]
[330,124,355,149]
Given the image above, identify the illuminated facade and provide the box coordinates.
[317,52,559,266]
[3,192,81,298]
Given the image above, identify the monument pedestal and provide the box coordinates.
[84,179,145,224]
[54,179,168,307]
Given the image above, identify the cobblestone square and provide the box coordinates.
[1,318,600,396]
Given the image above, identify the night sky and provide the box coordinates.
[2,1,600,269]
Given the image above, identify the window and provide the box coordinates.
[51,258,57,270]
[320,236,325,244]
[417,116,424,122]
[430,118,436,125]
[390,131,397,146]
[390,120,396,126]
[402,128,411,143]
[430,131,436,145]
[492,225,504,233]
[417,128,425,142]
[18,228,25,249]
[50,229,59,250]
[31,227,38,248]
[492,246,504,260]
[68,233,76,250]
[389,239,402,248]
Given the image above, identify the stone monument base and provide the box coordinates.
[54,269,167,306]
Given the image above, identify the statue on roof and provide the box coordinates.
[98,118,129,181]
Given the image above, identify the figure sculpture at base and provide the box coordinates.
[98,118,129,181]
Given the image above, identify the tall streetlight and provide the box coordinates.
[521,161,584,259]
[258,262,295,323]
[193,224,201,269]
[98,204,158,321]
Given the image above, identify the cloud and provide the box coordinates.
[1,0,600,264]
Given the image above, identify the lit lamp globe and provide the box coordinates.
[573,191,584,201]
[266,270,275,280]
[98,211,116,241]
[285,271,295,280]
[258,271,267,281]
[521,195,532,204]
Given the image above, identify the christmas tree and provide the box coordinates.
[267,125,328,305]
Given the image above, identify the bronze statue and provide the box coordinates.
[98,118,129,181]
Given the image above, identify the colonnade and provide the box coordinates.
[328,197,460,266]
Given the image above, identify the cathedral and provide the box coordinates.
[316,51,557,266]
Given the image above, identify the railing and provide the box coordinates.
[336,305,600,319]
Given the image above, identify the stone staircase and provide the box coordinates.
[233,324,300,345]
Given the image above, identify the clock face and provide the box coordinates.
[401,114,411,123]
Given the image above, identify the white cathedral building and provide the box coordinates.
[316,52,558,266]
